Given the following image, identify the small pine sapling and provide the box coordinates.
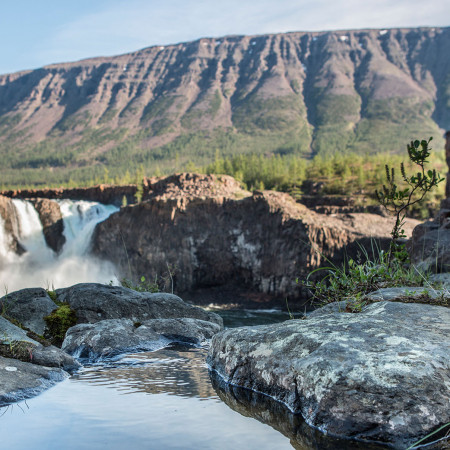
[375,137,444,265]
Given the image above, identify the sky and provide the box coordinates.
[1,0,449,75]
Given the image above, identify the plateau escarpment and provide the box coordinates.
[0,27,449,186]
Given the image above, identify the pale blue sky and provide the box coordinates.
[1,0,449,75]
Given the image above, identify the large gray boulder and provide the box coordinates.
[409,206,450,273]
[62,317,221,361]
[56,283,223,327]
[0,356,68,406]
[0,316,80,371]
[0,288,57,335]
[207,301,450,449]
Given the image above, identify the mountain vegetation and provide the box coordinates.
[0,27,449,189]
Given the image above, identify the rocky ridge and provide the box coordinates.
[91,173,419,307]
[0,27,449,185]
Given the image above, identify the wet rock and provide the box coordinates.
[0,356,68,406]
[210,373,390,450]
[62,317,221,361]
[30,346,81,371]
[55,283,223,327]
[207,301,450,449]
[0,195,25,255]
[0,288,57,335]
[31,198,65,253]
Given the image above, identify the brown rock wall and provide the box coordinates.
[31,199,65,253]
[91,177,418,306]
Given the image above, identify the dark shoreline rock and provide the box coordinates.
[62,317,221,362]
[0,356,68,407]
[210,372,393,450]
[0,288,58,336]
[207,300,450,449]
[55,283,223,327]
[0,282,223,405]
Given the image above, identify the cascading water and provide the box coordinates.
[0,199,119,292]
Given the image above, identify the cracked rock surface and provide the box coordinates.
[207,301,450,449]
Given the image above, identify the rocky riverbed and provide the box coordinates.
[0,282,449,449]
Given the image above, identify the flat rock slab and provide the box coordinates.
[207,301,450,449]
[56,283,223,327]
[63,317,222,361]
[0,356,67,406]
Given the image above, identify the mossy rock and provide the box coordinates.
[0,341,36,363]
[44,303,77,347]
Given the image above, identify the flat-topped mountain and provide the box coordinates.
[0,27,449,186]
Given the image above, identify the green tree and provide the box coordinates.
[376,137,444,264]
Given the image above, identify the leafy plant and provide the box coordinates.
[304,242,430,308]
[121,276,159,293]
[375,137,444,265]
[120,264,176,294]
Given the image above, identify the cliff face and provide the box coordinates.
[0,28,449,185]
[91,174,418,306]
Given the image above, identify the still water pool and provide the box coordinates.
[0,310,387,449]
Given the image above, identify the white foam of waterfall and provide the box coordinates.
[0,199,120,293]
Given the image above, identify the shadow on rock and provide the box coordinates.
[210,372,409,450]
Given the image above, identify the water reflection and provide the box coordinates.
[73,343,218,399]
[0,344,293,450]
[210,372,393,450]
[215,308,303,328]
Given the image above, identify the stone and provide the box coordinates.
[90,175,419,307]
[409,225,450,273]
[0,195,25,255]
[366,286,449,302]
[0,315,80,371]
[55,283,223,327]
[0,288,57,335]
[30,345,81,371]
[210,373,391,450]
[0,356,68,406]
[207,301,450,448]
[0,316,38,345]
[31,198,65,253]
[62,317,221,361]
[430,273,450,288]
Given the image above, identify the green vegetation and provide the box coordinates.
[0,339,35,363]
[204,149,445,217]
[406,423,450,450]
[121,276,159,293]
[376,137,444,263]
[120,264,176,294]
[304,138,447,311]
[304,242,434,311]
[44,303,77,347]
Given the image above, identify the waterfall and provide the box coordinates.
[0,199,119,293]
